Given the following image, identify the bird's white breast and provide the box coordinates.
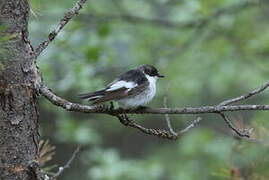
[117,75,157,108]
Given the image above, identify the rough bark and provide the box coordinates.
[0,0,40,179]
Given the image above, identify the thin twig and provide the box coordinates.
[179,117,202,134]
[219,112,252,138]
[163,87,177,136]
[34,0,88,58]
[218,81,269,106]
[51,147,80,179]
[113,114,178,140]
[113,114,201,140]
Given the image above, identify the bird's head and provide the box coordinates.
[139,64,164,78]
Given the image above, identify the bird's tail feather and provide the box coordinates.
[78,89,106,100]
[78,88,128,104]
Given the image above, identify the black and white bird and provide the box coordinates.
[78,64,164,108]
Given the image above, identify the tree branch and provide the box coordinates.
[218,81,269,106]
[219,112,252,138]
[112,114,201,140]
[113,114,178,140]
[40,83,269,115]
[34,0,88,58]
[179,117,202,134]
[39,79,269,139]
[50,147,80,180]
[163,95,178,136]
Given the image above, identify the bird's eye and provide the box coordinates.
[149,70,158,76]
[143,66,159,76]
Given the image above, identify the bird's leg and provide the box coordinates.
[135,105,149,110]
[109,101,115,111]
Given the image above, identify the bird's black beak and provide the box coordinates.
[157,74,165,78]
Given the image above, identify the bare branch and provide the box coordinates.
[164,112,177,135]
[179,117,202,134]
[163,90,177,136]
[34,0,88,58]
[113,114,178,140]
[39,79,269,140]
[218,81,269,106]
[219,112,252,138]
[113,113,201,140]
[40,83,269,115]
[51,147,80,179]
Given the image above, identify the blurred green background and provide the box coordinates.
[29,0,269,179]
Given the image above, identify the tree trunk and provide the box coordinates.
[0,0,40,179]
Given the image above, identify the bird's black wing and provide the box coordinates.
[79,68,149,104]
[117,69,147,85]
[91,79,149,104]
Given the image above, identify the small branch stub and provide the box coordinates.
[51,147,80,179]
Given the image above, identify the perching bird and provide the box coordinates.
[78,64,164,108]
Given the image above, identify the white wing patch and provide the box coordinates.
[106,80,137,91]
[88,95,103,100]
